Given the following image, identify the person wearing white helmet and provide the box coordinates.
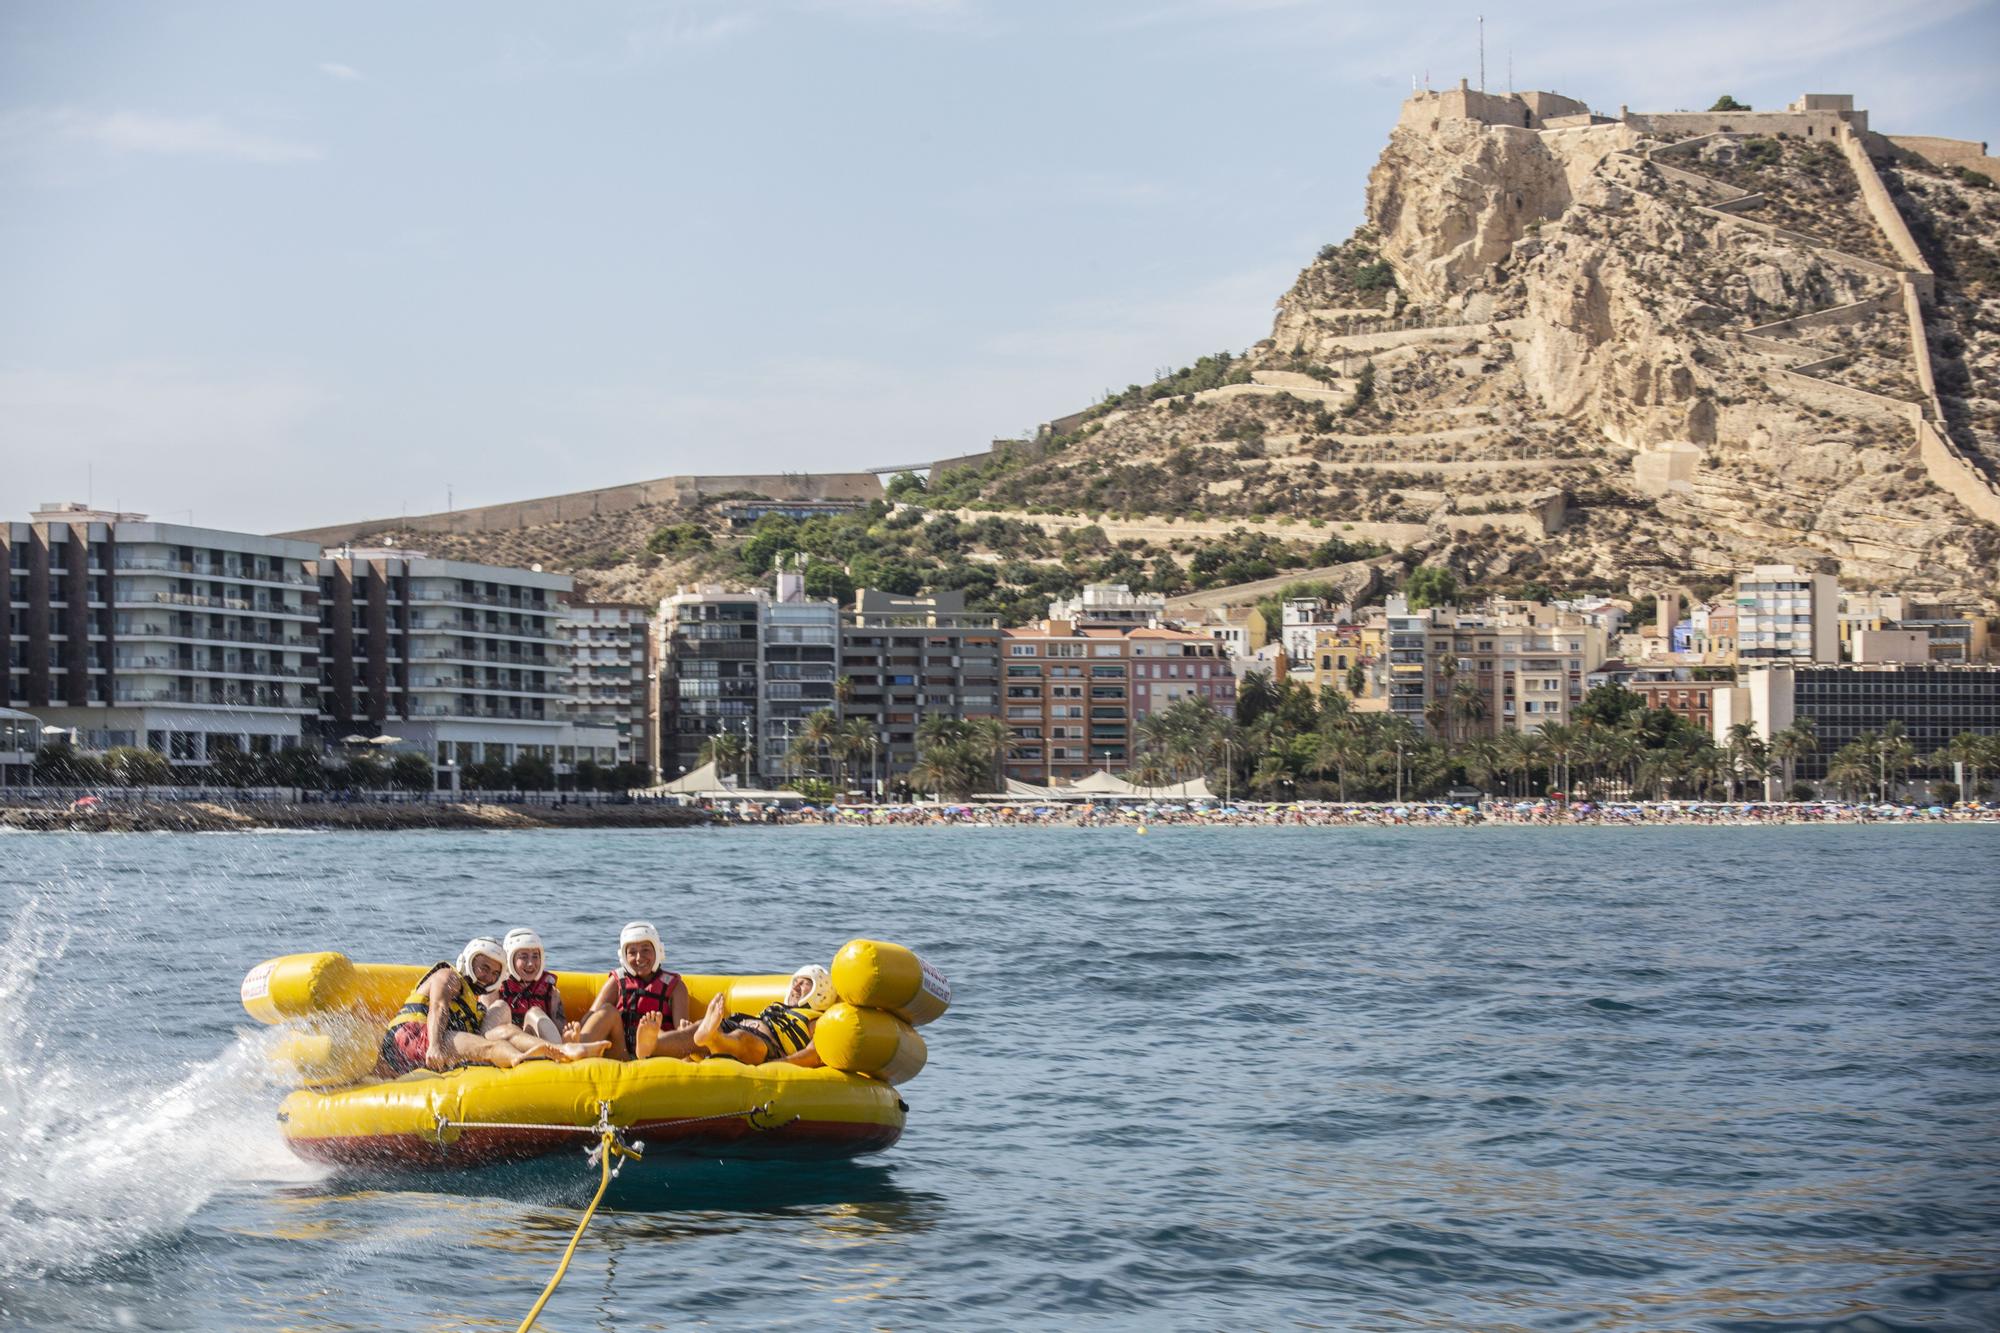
[573,921,699,1060]
[374,936,607,1077]
[685,965,834,1068]
[492,927,567,1044]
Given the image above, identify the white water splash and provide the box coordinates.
[0,896,322,1280]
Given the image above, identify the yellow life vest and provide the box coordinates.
[386,963,484,1036]
[757,1004,818,1058]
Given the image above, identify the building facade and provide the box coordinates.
[1001,619,1228,785]
[761,570,839,784]
[657,585,763,785]
[316,549,578,787]
[1720,664,2000,783]
[1380,596,1608,737]
[1735,564,1839,665]
[5,505,322,763]
[558,601,653,772]
[841,588,1001,784]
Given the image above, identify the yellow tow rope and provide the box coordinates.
[516,1120,641,1333]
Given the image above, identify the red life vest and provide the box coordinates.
[498,972,556,1025]
[612,967,682,1041]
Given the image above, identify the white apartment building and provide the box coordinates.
[1735,564,1839,665]
[761,568,840,783]
[6,505,321,763]
[1048,582,1166,628]
[317,549,587,789]
[558,601,653,772]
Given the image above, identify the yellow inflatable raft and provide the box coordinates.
[241,939,950,1170]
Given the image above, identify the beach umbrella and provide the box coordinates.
[369,734,402,745]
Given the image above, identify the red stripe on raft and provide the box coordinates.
[286,1116,903,1171]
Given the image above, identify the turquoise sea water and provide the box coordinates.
[1,825,1996,1331]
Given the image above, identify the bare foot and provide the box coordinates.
[693,994,727,1052]
[558,1040,611,1061]
[562,1021,584,1042]
[488,1046,527,1069]
[633,1010,663,1059]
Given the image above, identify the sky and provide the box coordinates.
[3,0,1996,534]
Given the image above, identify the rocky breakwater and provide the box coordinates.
[0,800,713,833]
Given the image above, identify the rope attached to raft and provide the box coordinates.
[453,1099,781,1332]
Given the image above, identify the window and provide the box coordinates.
[1009,644,1036,657]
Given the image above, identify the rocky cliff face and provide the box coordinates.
[967,96,1999,606]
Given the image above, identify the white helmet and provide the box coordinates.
[791,964,836,1011]
[617,921,664,976]
[456,936,506,985]
[502,927,545,980]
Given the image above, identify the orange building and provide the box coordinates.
[1001,620,1232,785]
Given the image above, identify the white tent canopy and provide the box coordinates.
[655,761,728,794]
[975,772,1217,802]
[646,761,809,802]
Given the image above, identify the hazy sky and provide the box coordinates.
[4,0,1995,534]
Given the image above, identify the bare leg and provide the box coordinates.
[519,1006,564,1044]
[576,1008,630,1060]
[439,1029,551,1069]
[692,995,769,1065]
[482,1008,570,1060]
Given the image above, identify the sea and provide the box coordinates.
[0,825,1996,1331]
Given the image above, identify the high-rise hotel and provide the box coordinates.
[4,504,321,763]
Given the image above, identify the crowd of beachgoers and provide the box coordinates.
[701,798,2000,827]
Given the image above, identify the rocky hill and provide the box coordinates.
[335,88,2000,615]
[939,90,2000,607]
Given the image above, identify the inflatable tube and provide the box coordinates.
[243,946,936,1168]
[830,940,951,1026]
[813,1004,928,1086]
[278,1054,905,1169]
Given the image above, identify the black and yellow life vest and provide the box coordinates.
[755,1003,817,1058]
[386,962,484,1036]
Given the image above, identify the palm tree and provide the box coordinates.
[1497,730,1542,797]
[833,675,855,722]
[1538,722,1577,796]
[1724,721,1771,801]
[1312,728,1369,801]
[834,717,876,797]
[1826,743,1873,801]
[966,716,1016,793]
[909,752,955,801]
[1874,721,1915,800]
[1449,677,1488,747]
[1771,719,1818,798]
[697,731,747,780]
[1132,751,1173,789]
[1250,753,1292,797]
[1458,737,1500,796]
[791,708,841,784]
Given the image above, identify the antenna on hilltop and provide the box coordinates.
[1478,14,1485,93]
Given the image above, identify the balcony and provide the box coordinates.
[117,622,312,647]
[112,686,308,709]
[114,557,311,586]
[115,590,311,617]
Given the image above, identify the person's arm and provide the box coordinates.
[586,975,619,1014]
[547,983,566,1027]
[424,972,457,1070]
[668,979,690,1029]
[779,1042,822,1069]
